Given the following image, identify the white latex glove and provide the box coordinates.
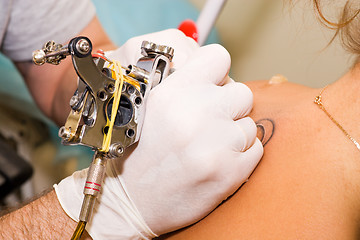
[55,30,263,240]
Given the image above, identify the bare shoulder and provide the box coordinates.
[159,80,360,239]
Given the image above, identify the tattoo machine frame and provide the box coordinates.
[32,37,173,239]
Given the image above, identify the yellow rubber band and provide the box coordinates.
[100,60,124,152]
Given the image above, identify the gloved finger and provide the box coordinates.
[231,116,257,152]
[175,44,231,86]
[233,138,263,183]
[220,81,254,120]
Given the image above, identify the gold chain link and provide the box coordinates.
[314,86,360,151]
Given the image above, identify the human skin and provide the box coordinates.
[158,68,360,239]
[0,190,92,239]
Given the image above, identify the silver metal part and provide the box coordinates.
[97,90,108,101]
[105,82,115,94]
[70,95,80,108]
[33,38,174,154]
[32,50,46,65]
[126,65,149,83]
[58,126,70,140]
[83,152,107,196]
[76,39,90,55]
[78,152,107,223]
[109,143,124,158]
[78,152,106,223]
[32,37,174,149]
[32,40,69,65]
[82,95,96,126]
[141,41,174,61]
[79,194,96,222]
[136,52,172,88]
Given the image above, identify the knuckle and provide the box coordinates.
[236,82,253,101]
[241,117,257,136]
[235,117,257,151]
[207,44,231,66]
[231,83,254,116]
[227,82,254,103]
[195,158,219,180]
[163,28,187,40]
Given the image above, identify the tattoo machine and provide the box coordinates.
[32,37,174,239]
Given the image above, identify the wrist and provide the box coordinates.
[0,190,82,239]
[55,162,157,239]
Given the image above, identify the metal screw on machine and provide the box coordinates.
[32,50,46,65]
[109,143,124,158]
[58,126,71,140]
[76,39,90,55]
[69,95,80,108]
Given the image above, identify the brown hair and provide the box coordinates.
[313,0,360,55]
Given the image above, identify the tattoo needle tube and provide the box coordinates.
[71,151,107,240]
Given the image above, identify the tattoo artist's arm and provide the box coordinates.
[15,16,116,126]
[0,190,92,240]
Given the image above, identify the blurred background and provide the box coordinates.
[0,0,354,207]
[192,0,353,87]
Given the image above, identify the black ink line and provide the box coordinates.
[256,118,275,147]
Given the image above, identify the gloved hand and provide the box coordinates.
[54,30,263,240]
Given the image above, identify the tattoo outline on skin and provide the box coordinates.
[256,118,275,146]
